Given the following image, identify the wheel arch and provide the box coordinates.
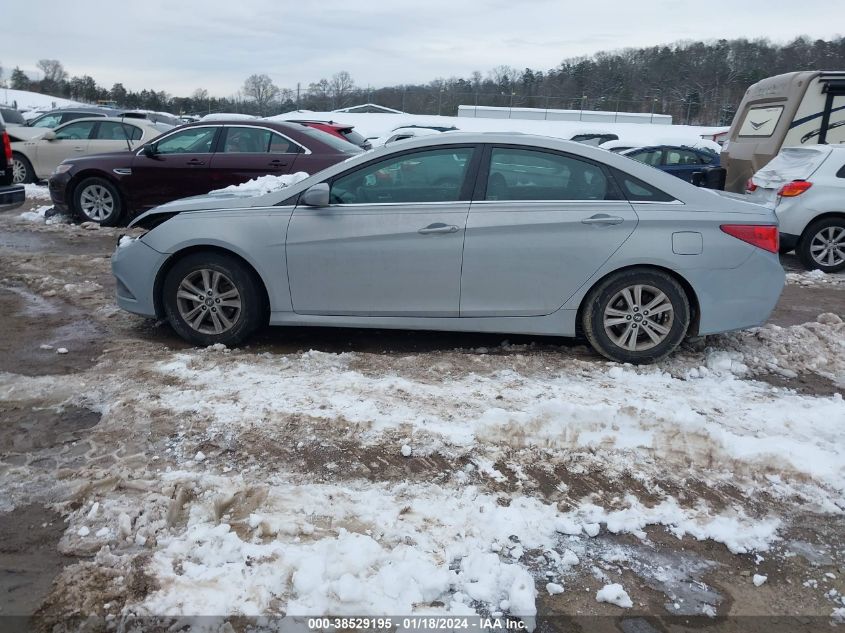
[799,212,845,239]
[153,245,271,322]
[575,264,701,338]
[67,170,125,214]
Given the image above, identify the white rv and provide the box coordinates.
[721,71,845,192]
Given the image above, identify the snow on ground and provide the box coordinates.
[212,172,310,196]
[0,88,83,113]
[787,268,845,288]
[273,111,721,150]
[24,183,52,200]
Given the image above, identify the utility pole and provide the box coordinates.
[296,83,301,108]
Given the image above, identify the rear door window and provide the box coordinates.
[96,122,143,141]
[486,147,617,201]
[627,149,664,166]
[665,149,704,166]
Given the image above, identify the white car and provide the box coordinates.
[9,117,169,184]
[747,145,845,272]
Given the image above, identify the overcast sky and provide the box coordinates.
[4,0,843,97]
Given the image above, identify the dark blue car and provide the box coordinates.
[620,145,720,183]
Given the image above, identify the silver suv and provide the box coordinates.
[747,145,845,272]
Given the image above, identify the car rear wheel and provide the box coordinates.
[74,177,124,226]
[11,153,35,184]
[798,218,845,273]
[582,268,690,364]
[163,252,265,347]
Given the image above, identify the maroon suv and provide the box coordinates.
[49,120,362,226]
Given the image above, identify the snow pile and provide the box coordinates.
[152,341,845,491]
[786,269,844,288]
[213,172,309,196]
[18,204,70,224]
[0,88,83,113]
[701,315,845,384]
[59,473,781,620]
[596,583,633,608]
[24,184,52,200]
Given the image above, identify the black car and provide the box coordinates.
[0,113,26,211]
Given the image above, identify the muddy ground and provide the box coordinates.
[0,196,843,632]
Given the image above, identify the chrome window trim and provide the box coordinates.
[471,199,631,205]
[327,201,469,208]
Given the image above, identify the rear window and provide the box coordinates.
[738,105,784,137]
[610,168,677,203]
[297,125,362,154]
[755,147,830,183]
[340,128,368,147]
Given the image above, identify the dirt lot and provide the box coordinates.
[0,192,843,632]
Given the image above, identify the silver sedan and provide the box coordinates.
[112,133,784,364]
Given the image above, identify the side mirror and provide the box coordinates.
[141,144,156,157]
[42,130,56,141]
[301,183,330,207]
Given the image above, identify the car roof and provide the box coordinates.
[56,116,162,128]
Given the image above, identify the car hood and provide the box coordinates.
[6,127,49,142]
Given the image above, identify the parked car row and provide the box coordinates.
[49,120,362,225]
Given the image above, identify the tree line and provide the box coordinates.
[2,36,844,125]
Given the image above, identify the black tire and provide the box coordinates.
[163,252,265,347]
[582,268,690,364]
[11,153,35,184]
[73,177,124,226]
[797,217,845,273]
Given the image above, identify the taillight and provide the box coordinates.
[1,132,11,167]
[777,180,812,197]
[721,224,779,253]
[746,179,757,192]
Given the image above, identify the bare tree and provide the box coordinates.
[37,59,68,84]
[328,71,356,108]
[242,74,279,115]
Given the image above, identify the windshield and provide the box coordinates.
[297,125,362,154]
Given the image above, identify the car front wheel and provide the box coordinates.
[582,268,690,364]
[162,252,265,346]
[798,217,845,273]
[74,177,124,226]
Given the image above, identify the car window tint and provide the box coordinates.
[222,127,273,153]
[628,149,663,166]
[31,114,63,128]
[62,112,100,124]
[837,163,845,179]
[610,168,677,202]
[155,127,217,154]
[97,122,142,141]
[330,148,474,204]
[54,121,96,140]
[665,149,702,166]
[486,148,612,201]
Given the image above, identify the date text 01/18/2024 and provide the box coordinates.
[306,617,528,630]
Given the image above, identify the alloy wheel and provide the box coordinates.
[11,158,27,184]
[176,269,242,335]
[809,226,845,268]
[79,184,116,221]
[603,284,675,352]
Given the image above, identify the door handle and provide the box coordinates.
[581,214,624,225]
[186,159,205,166]
[73,147,85,152]
[418,223,459,235]
[269,160,288,167]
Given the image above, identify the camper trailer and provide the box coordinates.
[721,71,845,192]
